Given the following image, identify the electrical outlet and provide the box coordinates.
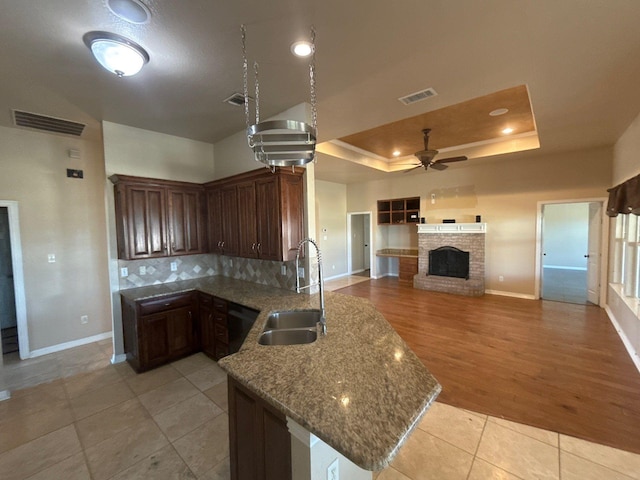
[139,266,146,275]
[327,458,339,480]
[499,275,504,282]
[48,254,56,263]
[297,266,305,278]
[80,315,88,324]
[170,262,178,272]
[121,267,128,277]
[281,265,287,275]
[431,193,436,204]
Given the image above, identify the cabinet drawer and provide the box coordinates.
[138,293,193,316]
[213,297,228,312]
[199,293,214,306]
[215,343,229,360]
[214,323,229,343]
[213,312,227,326]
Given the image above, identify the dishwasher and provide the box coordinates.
[227,302,259,353]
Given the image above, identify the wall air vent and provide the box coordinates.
[12,109,86,137]
[223,92,253,107]
[398,87,438,105]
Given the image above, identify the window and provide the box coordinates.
[612,214,640,299]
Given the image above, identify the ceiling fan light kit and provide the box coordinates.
[242,25,318,168]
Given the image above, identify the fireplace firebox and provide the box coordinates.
[428,246,469,279]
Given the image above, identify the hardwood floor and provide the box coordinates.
[337,277,640,455]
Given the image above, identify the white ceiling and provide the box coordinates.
[2,1,640,184]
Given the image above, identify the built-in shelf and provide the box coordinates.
[378,197,420,225]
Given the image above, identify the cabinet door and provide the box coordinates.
[229,378,292,480]
[237,181,258,258]
[168,306,197,359]
[140,312,171,369]
[277,172,304,261]
[255,177,281,260]
[168,188,205,255]
[207,188,223,253]
[125,185,168,259]
[221,186,239,256]
[200,295,215,358]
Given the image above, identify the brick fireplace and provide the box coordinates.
[413,223,486,296]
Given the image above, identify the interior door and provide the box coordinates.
[586,202,602,304]
[363,214,371,270]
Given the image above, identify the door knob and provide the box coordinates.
[584,254,590,258]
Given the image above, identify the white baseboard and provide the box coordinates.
[325,272,351,281]
[485,289,537,300]
[372,273,398,280]
[29,331,113,359]
[543,265,587,271]
[111,353,127,364]
[0,390,11,402]
[604,304,640,375]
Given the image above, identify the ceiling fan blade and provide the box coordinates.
[435,155,468,164]
[404,164,424,173]
[429,162,448,171]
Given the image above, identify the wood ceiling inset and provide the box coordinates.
[338,85,536,159]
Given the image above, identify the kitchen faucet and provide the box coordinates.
[295,238,326,334]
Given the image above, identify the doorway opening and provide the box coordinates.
[347,212,373,278]
[537,200,607,305]
[0,201,29,360]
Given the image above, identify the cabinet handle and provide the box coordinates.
[164,303,171,306]
[188,311,192,320]
[251,243,256,251]
[257,242,261,252]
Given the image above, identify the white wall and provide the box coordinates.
[0,124,111,353]
[542,203,589,269]
[347,147,612,296]
[315,180,348,278]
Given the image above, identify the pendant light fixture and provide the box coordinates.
[83,31,149,77]
[242,25,318,168]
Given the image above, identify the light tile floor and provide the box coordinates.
[325,274,372,291]
[2,342,640,479]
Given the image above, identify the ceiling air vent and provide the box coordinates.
[12,110,86,137]
[223,92,253,107]
[398,87,438,105]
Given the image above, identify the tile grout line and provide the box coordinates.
[465,414,489,480]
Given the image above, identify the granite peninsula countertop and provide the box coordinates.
[119,276,441,471]
[376,248,419,258]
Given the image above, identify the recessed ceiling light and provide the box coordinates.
[83,31,149,77]
[490,108,509,116]
[106,0,151,24]
[291,41,314,57]
[502,127,514,134]
[392,150,401,157]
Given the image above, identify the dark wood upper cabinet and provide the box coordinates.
[204,168,304,262]
[110,175,206,260]
[112,168,303,261]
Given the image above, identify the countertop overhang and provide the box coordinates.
[120,276,441,471]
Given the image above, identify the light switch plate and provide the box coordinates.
[120,267,128,277]
[48,254,55,263]
[170,262,178,272]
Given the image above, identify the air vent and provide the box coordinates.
[12,110,85,136]
[398,87,438,105]
[223,92,253,107]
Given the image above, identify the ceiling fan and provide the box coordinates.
[404,129,468,172]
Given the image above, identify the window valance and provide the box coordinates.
[607,173,640,217]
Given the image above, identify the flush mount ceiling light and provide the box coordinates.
[106,0,151,24]
[83,31,149,77]
[291,41,314,57]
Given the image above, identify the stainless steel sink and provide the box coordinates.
[258,328,317,346]
[265,310,322,330]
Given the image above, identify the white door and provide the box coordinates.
[363,215,370,270]
[586,202,602,304]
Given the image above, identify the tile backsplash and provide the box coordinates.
[118,254,298,291]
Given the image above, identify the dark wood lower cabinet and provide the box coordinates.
[121,292,199,372]
[228,377,292,480]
